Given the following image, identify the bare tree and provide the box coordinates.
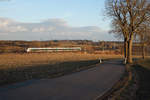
[136,23,150,59]
[105,0,150,63]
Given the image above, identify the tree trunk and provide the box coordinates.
[127,36,133,64]
[142,43,145,59]
[124,38,128,59]
[124,38,128,64]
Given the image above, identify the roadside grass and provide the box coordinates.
[0,53,122,69]
[108,58,150,100]
[98,63,138,100]
[0,53,123,86]
[134,59,150,100]
[0,59,99,85]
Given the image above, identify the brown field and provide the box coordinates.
[0,53,123,69]
[0,53,123,85]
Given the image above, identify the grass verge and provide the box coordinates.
[98,58,150,100]
[0,59,99,86]
[134,59,150,100]
[97,63,138,100]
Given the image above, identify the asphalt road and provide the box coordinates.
[0,60,125,100]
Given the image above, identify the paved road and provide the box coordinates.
[0,60,125,100]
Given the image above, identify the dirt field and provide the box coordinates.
[0,53,123,69]
[0,53,123,85]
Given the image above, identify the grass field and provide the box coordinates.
[0,53,123,85]
[134,59,150,100]
[0,53,123,69]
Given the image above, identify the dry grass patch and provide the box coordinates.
[0,53,123,69]
[0,53,123,85]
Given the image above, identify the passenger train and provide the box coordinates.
[26,47,82,53]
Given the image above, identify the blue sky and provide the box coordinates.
[0,0,116,41]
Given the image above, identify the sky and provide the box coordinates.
[0,0,117,41]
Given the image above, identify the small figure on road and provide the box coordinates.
[124,58,127,64]
[99,58,102,63]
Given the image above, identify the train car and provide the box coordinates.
[26,47,82,53]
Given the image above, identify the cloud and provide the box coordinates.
[0,17,114,41]
[0,0,11,2]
